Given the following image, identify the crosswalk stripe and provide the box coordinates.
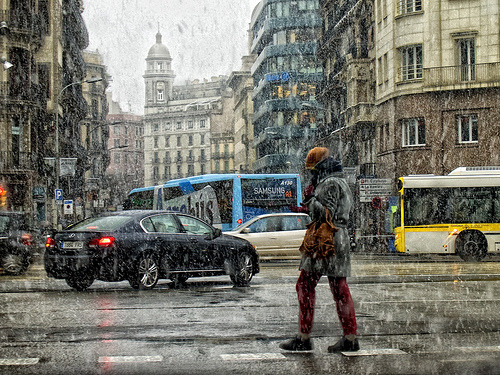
[98,356,163,363]
[221,353,286,361]
[0,358,40,366]
[341,349,407,357]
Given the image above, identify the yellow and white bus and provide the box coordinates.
[394,166,500,261]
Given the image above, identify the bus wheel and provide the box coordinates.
[455,230,487,261]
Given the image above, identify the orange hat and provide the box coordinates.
[305,147,330,169]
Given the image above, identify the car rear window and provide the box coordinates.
[69,216,132,232]
[0,216,10,234]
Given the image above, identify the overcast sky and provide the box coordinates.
[82,0,261,114]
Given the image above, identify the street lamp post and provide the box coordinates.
[53,76,102,228]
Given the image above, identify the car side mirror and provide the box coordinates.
[209,228,222,240]
[242,228,250,234]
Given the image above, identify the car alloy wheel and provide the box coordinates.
[230,252,254,287]
[134,252,159,290]
[1,253,29,275]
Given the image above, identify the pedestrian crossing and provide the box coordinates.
[1,345,499,367]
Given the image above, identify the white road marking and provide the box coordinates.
[341,349,407,357]
[0,358,40,365]
[221,353,286,361]
[454,346,500,352]
[98,355,163,363]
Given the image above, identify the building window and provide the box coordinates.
[457,114,478,143]
[176,121,182,130]
[154,137,159,148]
[400,45,422,81]
[398,0,422,15]
[165,136,170,147]
[188,135,193,146]
[114,126,120,135]
[200,149,205,160]
[200,134,205,145]
[114,139,120,148]
[402,118,425,146]
[200,164,205,174]
[188,121,193,129]
[188,164,194,176]
[154,152,159,163]
[224,160,229,172]
[177,136,181,147]
[153,123,159,132]
[39,0,50,34]
[177,151,182,162]
[165,122,171,131]
[157,89,164,101]
[200,119,206,128]
[458,38,475,81]
[114,153,120,164]
[153,166,159,180]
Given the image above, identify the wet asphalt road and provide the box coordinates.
[0,254,499,375]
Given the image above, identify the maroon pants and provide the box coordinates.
[296,270,357,336]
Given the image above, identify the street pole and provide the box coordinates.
[53,76,102,229]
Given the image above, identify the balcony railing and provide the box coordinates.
[0,151,35,172]
[397,63,500,88]
[0,82,47,107]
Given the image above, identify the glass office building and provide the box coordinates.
[250,0,323,173]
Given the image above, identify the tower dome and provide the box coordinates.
[147,31,171,60]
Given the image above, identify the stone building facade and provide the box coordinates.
[317,0,500,248]
[143,31,234,186]
[0,0,95,228]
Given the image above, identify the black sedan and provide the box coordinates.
[0,211,38,275]
[44,210,259,291]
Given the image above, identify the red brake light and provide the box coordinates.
[20,233,33,246]
[89,236,115,248]
[46,237,56,248]
[237,219,243,224]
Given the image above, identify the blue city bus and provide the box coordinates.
[125,174,302,231]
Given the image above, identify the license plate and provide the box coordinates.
[61,241,84,249]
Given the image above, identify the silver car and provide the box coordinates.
[225,213,311,260]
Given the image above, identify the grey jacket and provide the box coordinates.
[299,158,353,277]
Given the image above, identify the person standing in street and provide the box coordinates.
[280,147,359,353]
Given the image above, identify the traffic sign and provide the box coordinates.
[55,189,63,204]
[64,200,73,215]
[359,178,393,202]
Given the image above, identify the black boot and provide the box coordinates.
[327,336,360,353]
[279,335,313,351]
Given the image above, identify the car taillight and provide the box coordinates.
[20,233,33,246]
[46,237,56,248]
[89,236,115,248]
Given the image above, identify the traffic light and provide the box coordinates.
[0,185,6,208]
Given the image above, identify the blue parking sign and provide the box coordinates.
[55,189,63,204]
